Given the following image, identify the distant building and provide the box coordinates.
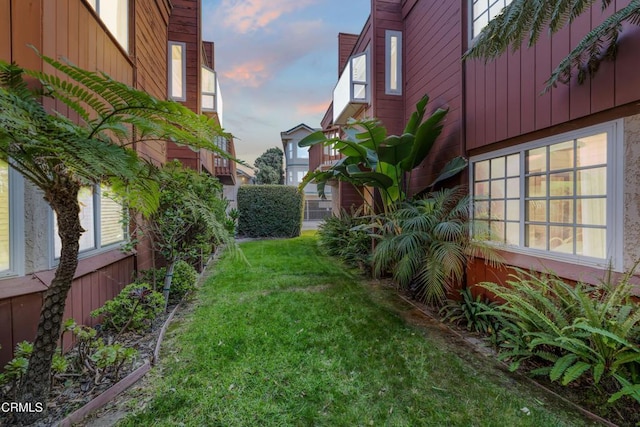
[281,124,332,220]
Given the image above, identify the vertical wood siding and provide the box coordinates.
[465,1,640,151]
[402,0,464,192]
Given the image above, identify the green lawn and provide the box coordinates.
[120,234,598,426]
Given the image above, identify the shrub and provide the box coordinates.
[480,266,640,404]
[237,185,303,238]
[137,261,197,303]
[317,208,372,273]
[91,283,164,334]
[440,287,502,337]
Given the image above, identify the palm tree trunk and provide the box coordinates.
[15,185,82,423]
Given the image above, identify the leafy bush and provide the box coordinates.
[137,261,197,303]
[237,185,303,238]
[91,283,164,334]
[317,208,372,273]
[372,186,501,304]
[480,267,640,404]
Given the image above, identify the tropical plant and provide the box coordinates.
[480,266,640,404]
[371,186,501,305]
[0,54,233,411]
[91,283,164,335]
[440,287,502,336]
[317,207,373,273]
[137,260,198,304]
[463,0,640,89]
[299,94,467,213]
[254,147,284,185]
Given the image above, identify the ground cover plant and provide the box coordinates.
[120,234,598,426]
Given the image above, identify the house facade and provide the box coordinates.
[309,0,640,288]
[0,0,234,366]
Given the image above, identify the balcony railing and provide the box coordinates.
[332,51,369,125]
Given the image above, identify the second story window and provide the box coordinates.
[201,66,216,112]
[470,0,512,40]
[86,0,129,52]
[351,52,368,101]
[385,30,402,95]
[168,41,187,101]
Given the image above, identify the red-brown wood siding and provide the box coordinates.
[338,33,359,75]
[465,1,640,152]
[403,0,464,193]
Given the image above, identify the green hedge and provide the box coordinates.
[237,185,303,238]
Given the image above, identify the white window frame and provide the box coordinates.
[0,166,25,278]
[201,65,217,112]
[168,41,187,102]
[86,0,129,52]
[50,185,127,266]
[469,120,624,271]
[469,0,512,42]
[385,30,402,95]
[350,50,369,103]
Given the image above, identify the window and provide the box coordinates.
[168,41,186,101]
[288,143,294,159]
[214,136,229,168]
[288,171,293,184]
[201,66,216,112]
[297,171,307,183]
[298,146,309,159]
[86,0,129,52]
[385,31,402,95]
[53,185,126,259]
[351,52,368,101]
[0,161,23,277]
[470,121,623,269]
[470,0,512,40]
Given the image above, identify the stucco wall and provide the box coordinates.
[624,113,640,270]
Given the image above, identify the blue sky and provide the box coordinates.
[201,0,371,166]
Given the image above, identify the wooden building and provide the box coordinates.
[0,0,234,366]
[310,0,640,289]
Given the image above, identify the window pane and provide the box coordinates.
[100,186,125,246]
[490,221,504,242]
[473,12,489,38]
[527,147,547,173]
[202,67,216,94]
[549,141,574,170]
[526,175,546,197]
[474,201,489,219]
[352,54,367,82]
[99,0,128,52]
[576,227,606,258]
[299,147,309,159]
[526,200,547,222]
[577,167,606,196]
[577,133,606,167]
[475,160,490,180]
[54,187,95,257]
[490,179,504,198]
[170,44,184,99]
[526,224,547,250]
[491,200,504,220]
[389,35,398,91]
[475,181,489,199]
[0,161,9,271]
[506,199,519,221]
[577,198,606,226]
[549,225,573,253]
[353,83,366,100]
[506,154,519,176]
[202,94,215,111]
[506,222,519,245]
[491,156,505,179]
[506,177,519,198]
[549,171,573,196]
[549,199,573,224]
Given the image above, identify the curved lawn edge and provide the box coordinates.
[57,301,182,427]
[397,294,618,427]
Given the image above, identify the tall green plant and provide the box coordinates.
[480,267,640,404]
[298,94,467,212]
[371,186,501,305]
[0,55,233,415]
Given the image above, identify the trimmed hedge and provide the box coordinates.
[237,185,303,238]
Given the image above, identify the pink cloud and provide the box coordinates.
[222,60,270,87]
[218,0,316,33]
[297,100,330,116]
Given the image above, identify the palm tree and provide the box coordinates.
[0,55,231,417]
[463,0,640,89]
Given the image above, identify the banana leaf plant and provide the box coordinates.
[298,94,467,213]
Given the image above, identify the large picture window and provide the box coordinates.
[86,0,129,52]
[471,121,622,269]
[53,185,126,260]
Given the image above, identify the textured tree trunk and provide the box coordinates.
[15,184,82,424]
[162,259,176,311]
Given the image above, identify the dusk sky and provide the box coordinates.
[201,0,371,166]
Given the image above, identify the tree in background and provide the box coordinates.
[463,0,640,89]
[254,147,284,185]
[0,56,231,421]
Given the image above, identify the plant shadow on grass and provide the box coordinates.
[113,235,601,427]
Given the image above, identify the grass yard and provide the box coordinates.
[120,234,599,426]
